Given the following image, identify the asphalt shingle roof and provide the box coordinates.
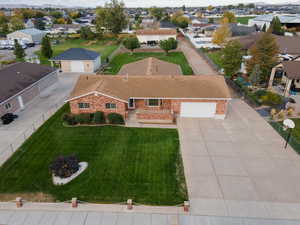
[15,28,44,35]
[50,48,101,61]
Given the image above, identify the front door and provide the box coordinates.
[128,98,135,109]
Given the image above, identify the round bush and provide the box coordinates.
[93,111,105,124]
[74,113,93,124]
[49,155,79,178]
[107,113,124,125]
[62,113,77,125]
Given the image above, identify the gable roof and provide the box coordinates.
[12,28,44,36]
[160,21,177,29]
[136,29,177,36]
[282,61,300,79]
[118,57,182,76]
[238,33,300,55]
[0,62,56,104]
[50,48,101,61]
[68,75,231,102]
[229,23,256,37]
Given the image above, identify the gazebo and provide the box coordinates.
[268,61,300,96]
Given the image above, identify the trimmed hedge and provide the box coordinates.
[93,111,106,124]
[62,113,77,125]
[74,113,93,124]
[107,113,125,125]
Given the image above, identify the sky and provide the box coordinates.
[0,0,298,7]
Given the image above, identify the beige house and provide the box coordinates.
[50,48,101,73]
[7,28,45,44]
[136,29,177,45]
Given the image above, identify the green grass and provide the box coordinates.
[207,50,223,69]
[236,16,255,25]
[37,39,119,65]
[104,52,194,75]
[0,105,187,205]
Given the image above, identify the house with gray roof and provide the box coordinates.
[7,28,45,44]
[0,62,58,117]
[50,48,101,73]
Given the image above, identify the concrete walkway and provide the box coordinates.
[178,99,300,220]
[179,40,217,75]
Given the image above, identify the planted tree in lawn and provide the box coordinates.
[246,32,279,85]
[221,40,243,77]
[212,18,231,46]
[123,37,140,54]
[13,39,25,61]
[41,36,53,59]
[159,37,177,55]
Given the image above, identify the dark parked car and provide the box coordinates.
[1,113,18,125]
[26,42,35,47]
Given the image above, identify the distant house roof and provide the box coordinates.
[159,21,177,29]
[136,29,177,35]
[50,48,100,61]
[118,57,182,76]
[0,62,56,104]
[52,24,82,29]
[229,23,256,36]
[11,28,44,36]
[238,33,300,55]
[68,75,231,102]
[282,61,300,79]
[251,14,300,24]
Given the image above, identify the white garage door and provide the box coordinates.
[180,102,216,118]
[70,61,85,72]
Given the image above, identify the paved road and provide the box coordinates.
[178,99,300,220]
[179,40,218,75]
[0,73,80,165]
[0,45,40,61]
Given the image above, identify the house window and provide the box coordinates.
[78,103,90,109]
[147,99,160,107]
[5,103,11,110]
[105,103,116,109]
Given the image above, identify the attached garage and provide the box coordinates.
[180,102,217,118]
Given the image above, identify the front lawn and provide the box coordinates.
[206,50,223,69]
[104,52,194,75]
[36,39,119,65]
[0,105,187,205]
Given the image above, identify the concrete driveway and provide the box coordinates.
[178,99,300,220]
[0,72,80,164]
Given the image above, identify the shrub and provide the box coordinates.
[74,113,93,124]
[62,113,77,125]
[260,92,283,107]
[107,113,124,124]
[49,155,79,178]
[94,111,105,124]
[254,89,268,98]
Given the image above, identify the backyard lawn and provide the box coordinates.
[0,105,187,205]
[36,39,119,65]
[207,50,223,69]
[104,52,194,75]
[236,16,255,25]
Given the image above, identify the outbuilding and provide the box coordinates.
[50,48,101,73]
[0,62,58,117]
[7,28,45,44]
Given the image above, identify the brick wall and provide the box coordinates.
[134,99,172,111]
[171,99,228,115]
[69,94,128,118]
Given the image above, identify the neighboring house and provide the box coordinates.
[67,75,231,123]
[118,57,182,75]
[238,33,300,56]
[0,62,58,117]
[136,29,177,45]
[25,19,35,29]
[7,28,45,44]
[51,24,82,34]
[50,48,101,73]
[268,59,300,96]
[159,21,177,29]
[248,14,300,31]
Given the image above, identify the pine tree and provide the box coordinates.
[221,40,243,77]
[269,16,283,35]
[261,23,267,32]
[249,64,261,86]
[41,36,53,59]
[13,39,26,61]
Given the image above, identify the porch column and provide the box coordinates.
[50,61,54,67]
[284,79,292,97]
[268,67,276,90]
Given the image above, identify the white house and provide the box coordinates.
[7,28,45,44]
[136,29,177,45]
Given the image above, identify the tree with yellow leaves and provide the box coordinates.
[212,18,231,46]
[222,11,236,23]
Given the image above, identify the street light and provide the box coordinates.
[283,119,295,149]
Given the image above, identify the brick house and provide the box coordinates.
[0,62,58,117]
[67,75,231,123]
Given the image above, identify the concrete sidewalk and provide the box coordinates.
[178,99,300,220]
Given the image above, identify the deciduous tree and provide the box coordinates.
[149,7,165,20]
[10,16,25,31]
[159,37,177,55]
[222,11,236,23]
[212,18,231,46]
[14,39,26,61]
[123,37,140,54]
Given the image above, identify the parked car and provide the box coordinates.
[1,113,18,125]
[26,42,35,47]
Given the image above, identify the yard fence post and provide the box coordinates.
[71,197,78,208]
[127,199,133,210]
[16,197,23,208]
[183,201,189,212]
